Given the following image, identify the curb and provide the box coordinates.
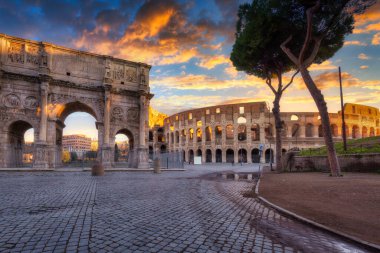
[255,176,380,252]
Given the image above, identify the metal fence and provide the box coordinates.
[154,151,184,169]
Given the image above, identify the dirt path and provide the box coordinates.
[259,172,380,246]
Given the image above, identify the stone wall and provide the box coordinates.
[291,154,380,173]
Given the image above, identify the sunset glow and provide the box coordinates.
[2,0,379,140]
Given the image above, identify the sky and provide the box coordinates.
[1,0,379,141]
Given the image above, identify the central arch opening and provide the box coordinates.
[57,102,98,168]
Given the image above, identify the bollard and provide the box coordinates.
[91,162,104,176]
[154,158,161,174]
[247,174,252,181]
[234,173,239,181]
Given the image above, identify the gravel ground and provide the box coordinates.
[259,172,380,246]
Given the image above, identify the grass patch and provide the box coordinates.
[299,136,380,156]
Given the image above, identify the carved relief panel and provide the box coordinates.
[7,42,25,64]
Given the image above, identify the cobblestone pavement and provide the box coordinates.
[0,165,371,253]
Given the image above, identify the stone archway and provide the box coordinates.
[0,34,153,169]
[54,101,99,168]
[6,120,34,167]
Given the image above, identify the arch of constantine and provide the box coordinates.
[0,34,152,169]
[154,102,380,164]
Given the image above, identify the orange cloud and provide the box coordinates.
[372,32,380,45]
[197,55,229,69]
[151,74,266,91]
[354,22,380,34]
[354,2,380,26]
[309,60,337,71]
[360,65,369,69]
[358,53,370,60]
[343,40,367,46]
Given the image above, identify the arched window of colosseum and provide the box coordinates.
[160,145,167,153]
[189,128,194,140]
[226,125,234,139]
[238,125,247,141]
[305,123,313,137]
[237,117,246,124]
[292,124,300,137]
[290,114,299,121]
[362,126,368,138]
[196,128,202,142]
[330,124,338,137]
[171,133,174,144]
[205,126,212,141]
[238,149,247,163]
[352,125,359,139]
[251,148,260,163]
[181,130,186,142]
[251,124,260,141]
[175,131,179,143]
[149,131,153,142]
[376,120,379,127]
[188,113,193,120]
[265,124,273,137]
[196,149,202,157]
[370,127,375,137]
[216,149,222,163]
[197,120,202,127]
[189,150,194,163]
[318,125,324,137]
[206,149,212,163]
[170,125,174,131]
[226,149,234,163]
[377,129,380,136]
[215,126,222,137]
[167,133,169,143]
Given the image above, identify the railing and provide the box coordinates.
[154,151,184,169]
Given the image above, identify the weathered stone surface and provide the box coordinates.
[0,33,153,169]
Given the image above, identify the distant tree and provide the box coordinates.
[62,150,70,163]
[271,0,375,176]
[231,1,299,171]
[70,152,78,162]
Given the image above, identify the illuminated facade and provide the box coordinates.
[0,33,152,168]
[62,134,92,157]
[154,102,380,164]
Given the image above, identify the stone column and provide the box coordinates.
[313,125,319,138]
[299,124,306,138]
[100,86,112,169]
[137,94,149,169]
[33,80,49,169]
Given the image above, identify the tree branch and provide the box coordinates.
[280,35,299,65]
[303,37,322,67]
[282,69,299,92]
[299,0,321,63]
[265,75,276,95]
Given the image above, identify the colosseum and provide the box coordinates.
[149,102,380,164]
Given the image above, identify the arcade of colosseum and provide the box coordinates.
[149,102,380,164]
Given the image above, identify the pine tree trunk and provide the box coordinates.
[299,67,341,176]
[272,94,283,172]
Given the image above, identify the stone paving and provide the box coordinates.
[0,165,371,253]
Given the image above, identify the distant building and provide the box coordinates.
[63,135,92,158]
